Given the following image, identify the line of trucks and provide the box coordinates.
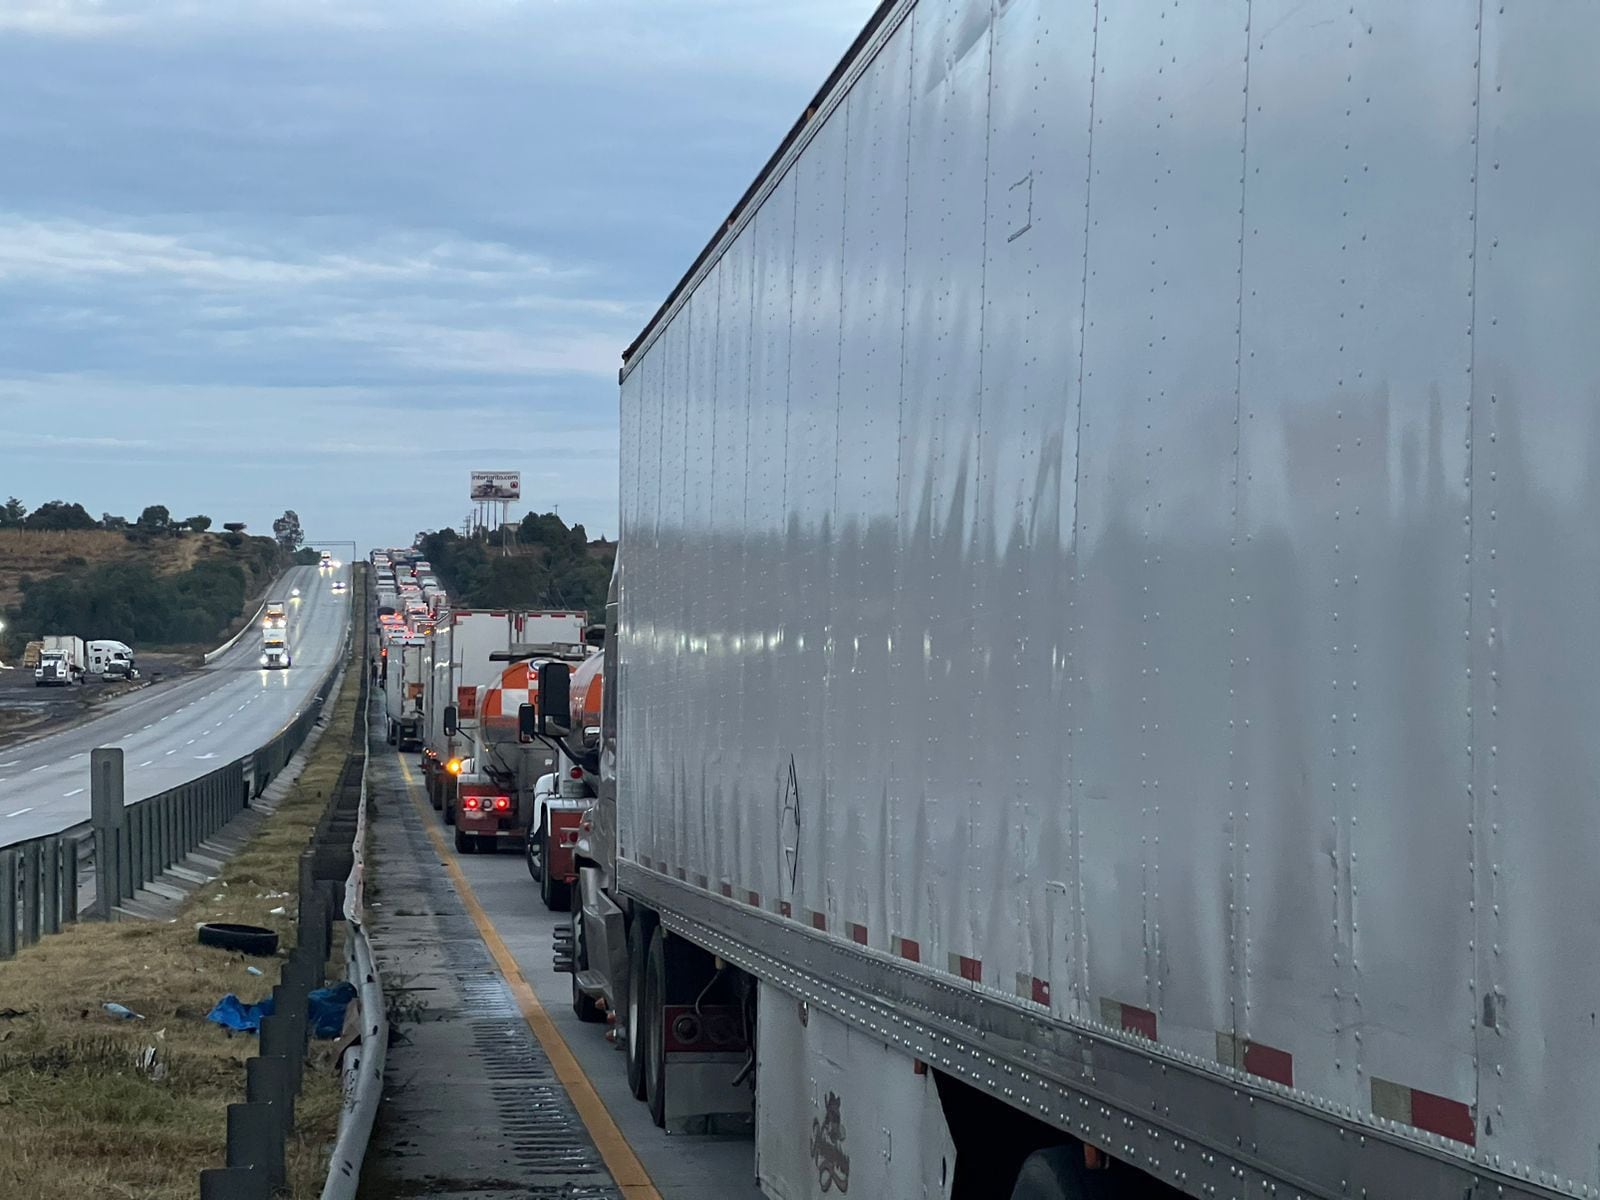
[459,3,1600,1199]
[373,549,599,907]
[24,636,137,686]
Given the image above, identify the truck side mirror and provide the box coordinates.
[443,704,458,736]
[518,702,537,744]
[537,662,572,737]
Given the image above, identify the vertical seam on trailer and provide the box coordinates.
[782,165,800,526]
[1465,0,1487,1136]
[1228,0,1255,1050]
[969,0,998,990]
[1066,0,1103,1013]
[890,4,917,944]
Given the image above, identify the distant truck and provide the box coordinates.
[86,640,136,678]
[263,602,287,630]
[318,549,333,571]
[33,635,86,686]
[384,636,427,750]
[261,624,290,669]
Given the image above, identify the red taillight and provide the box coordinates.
[493,796,510,811]
[569,767,582,780]
[463,796,480,811]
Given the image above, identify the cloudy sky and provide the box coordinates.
[0,0,873,551]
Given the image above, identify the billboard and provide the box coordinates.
[470,470,521,501]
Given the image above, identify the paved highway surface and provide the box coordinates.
[0,562,351,846]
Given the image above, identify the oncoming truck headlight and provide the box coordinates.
[260,654,269,666]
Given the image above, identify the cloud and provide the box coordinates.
[0,0,880,551]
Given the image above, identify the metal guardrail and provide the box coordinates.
[0,622,348,959]
[201,656,361,1198]
[321,635,387,1200]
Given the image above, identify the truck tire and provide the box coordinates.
[540,820,570,911]
[454,827,474,854]
[643,926,667,1128]
[525,816,544,883]
[1008,1146,1114,1200]
[197,922,280,957]
[625,915,651,1100]
[571,882,603,1023]
[387,721,396,747]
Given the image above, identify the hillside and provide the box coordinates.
[0,530,212,610]
[0,529,287,654]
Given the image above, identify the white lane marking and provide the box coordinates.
[69,752,84,760]
[138,760,154,768]
[165,749,177,756]
[185,739,196,746]
[29,765,47,773]
[0,761,19,768]
[142,724,153,731]
[159,715,169,722]
[63,788,84,797]
[5,808,34,818]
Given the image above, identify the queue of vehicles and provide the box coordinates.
[370,549,596,905]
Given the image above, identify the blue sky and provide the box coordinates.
[0,0,872,552]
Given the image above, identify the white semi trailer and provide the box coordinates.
[561,1,1600,1197]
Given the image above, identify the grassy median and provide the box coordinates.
[0,663,362,1200]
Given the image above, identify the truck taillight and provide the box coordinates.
[463,796,479,811]
[494,796,510,811]
[569,767,582,780]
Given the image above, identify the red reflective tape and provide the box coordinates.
[694,873,709,891]
[893,936,921,963]
[1119,1003,1157,1041]
[847,922,868,946]
[952,955,983,984]
[745,890,761,908]
[719,882,734,898]
[1031,977,1051,1006]
[779,900,793,918]
[810,910,828,932]
[1410,1088,1476,1146]
[1242,1040,1294,1087]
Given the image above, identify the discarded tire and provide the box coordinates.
[197,922,280,957]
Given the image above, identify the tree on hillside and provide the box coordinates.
[0,497,26,529]
[23,500,98,531]
[136,505,172,536]
[185,514,212,533]
[273,509,304,551]
[101,512,129,531]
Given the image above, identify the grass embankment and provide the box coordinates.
[0,665,362,1199]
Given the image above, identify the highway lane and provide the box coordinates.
[0,562,352,846]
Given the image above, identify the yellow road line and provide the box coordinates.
[397,755,661,1199]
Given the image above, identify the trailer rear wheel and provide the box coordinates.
[625,914,650,1100]
[1007,1146,1115,1200]
[643,926,666,1128]
[454,828,474,854]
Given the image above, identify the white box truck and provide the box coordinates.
[33,635,85,686]
[561,2,1600,1197]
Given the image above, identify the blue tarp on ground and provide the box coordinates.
[207,993,274,1033]
[206,982,356,1037]
[308,982,357,1039]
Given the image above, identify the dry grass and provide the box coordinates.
[0,666,362,1199]
[0,529,213,609]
